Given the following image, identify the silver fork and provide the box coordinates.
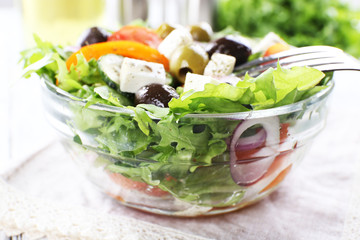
[235,45,360,77]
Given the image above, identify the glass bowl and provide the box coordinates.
[41,78,334,217]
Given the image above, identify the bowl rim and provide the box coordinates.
[41,77,334,119]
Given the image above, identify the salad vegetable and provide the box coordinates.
[108,25,163,48]
[21,22,332,212]
[78,26,110,47]
[66,40,169,71]
[263,42,291,57]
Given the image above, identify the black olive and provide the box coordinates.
[207,36,252,66]
[193,124,206,133]
[135,84,179,108]
[78,27,110,47]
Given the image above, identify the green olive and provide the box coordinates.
[188,23,213,42]
[156,23,175,39]
[170,44,209,83]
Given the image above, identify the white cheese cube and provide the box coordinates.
[183,73,221,93]
[158,28,193,59]
[204,53,236,77]
[120,57,166,93]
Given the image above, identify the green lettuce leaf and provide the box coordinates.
[169,64,326,113]
[168,83,253,114]
[94,86,132,106]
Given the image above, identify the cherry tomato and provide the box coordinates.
[263,42,291,57]
[108,25,162,49]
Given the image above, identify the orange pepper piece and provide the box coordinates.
[66,40,169,71]
[264,42,291,57]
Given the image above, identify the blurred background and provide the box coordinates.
[1,0,360,172]
[215,0,360,58]
[2,0,359,55]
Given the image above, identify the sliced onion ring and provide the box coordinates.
[235,128,266,152]
[230,117,280,186]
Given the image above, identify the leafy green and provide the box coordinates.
[21,34,64,82]
[94,86,132,106]
[169,64,325,114]
[169,83,252,114]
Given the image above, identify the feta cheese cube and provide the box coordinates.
[204,53,236,77]
[120,58,166,93]
[183,72,221,92]
[158,28,193,59]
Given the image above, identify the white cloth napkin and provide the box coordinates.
[0,176,210,240]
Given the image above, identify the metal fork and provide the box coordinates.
[235,45,360,77]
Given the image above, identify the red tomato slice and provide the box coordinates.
[108,25,162,49]
[280,123,290,143]
[235,143,266,161]
[108,172,169,197]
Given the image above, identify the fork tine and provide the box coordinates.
[310,63,360,72]
[235,56,340,76]
[245,51,344,71]
[236,54,360,77]
[278,51,344,65]
[235,45,344,71]
[285,57,348,68]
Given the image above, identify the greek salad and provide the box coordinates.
[21,22,332,209]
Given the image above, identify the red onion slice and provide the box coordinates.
[230,117,280,186]
[235,128,266,152]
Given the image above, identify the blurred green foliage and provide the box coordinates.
[215,0,360,57]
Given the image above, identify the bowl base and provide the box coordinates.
[107,190,274,217]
